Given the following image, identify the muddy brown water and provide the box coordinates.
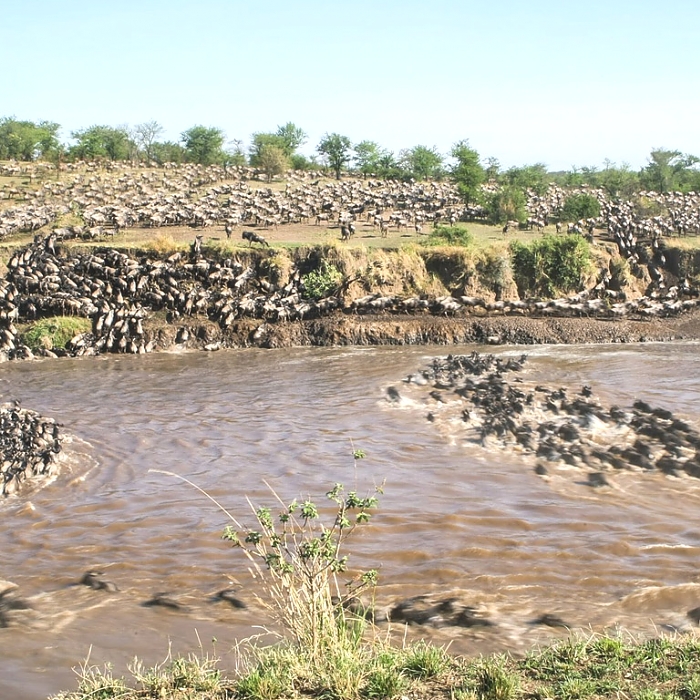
[2,343,700,699]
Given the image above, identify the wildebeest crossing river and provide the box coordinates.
[2,343,700,699]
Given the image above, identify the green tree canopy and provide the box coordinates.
[258,144,290,181]
[275,122,307,155]
[354,140,383,176]
[598,161,639,198]
[317,133,352,180]
[69,125,134,161]
[0,117,61,161]
[560,192,601,221]
[150,141,186,165]
[503,163,549,195]
[250,122,307,166]
[250,133,287,166]
[181,125,225,165]
[400,145,444,180]
[450,140,485,206]
[640,148,700,193]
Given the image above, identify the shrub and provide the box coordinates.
[560,193,601,222]
[424,225,473,247]
[484,186,527,225]
[222,479,380,664]
[510,235,591,298]
[302,261,343,300]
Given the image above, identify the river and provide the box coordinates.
[2,343,700,699]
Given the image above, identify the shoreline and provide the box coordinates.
[133,309,700,354]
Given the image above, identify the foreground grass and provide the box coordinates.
[50,633,700,700]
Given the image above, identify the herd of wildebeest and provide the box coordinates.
[0,160,698,364]
[1,160,700,496]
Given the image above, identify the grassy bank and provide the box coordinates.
[50,633,700,700]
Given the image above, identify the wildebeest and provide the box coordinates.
[242,230,269,247]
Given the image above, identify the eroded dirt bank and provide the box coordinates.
[161,309,700,351]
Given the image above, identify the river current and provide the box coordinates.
[2,343,700,699]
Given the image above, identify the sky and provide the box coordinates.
[2,0,698,171]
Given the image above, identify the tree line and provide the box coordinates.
[2,116,699,224]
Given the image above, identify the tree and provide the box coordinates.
[484,156,501,181]
[503,163,549,195]
[599,160,639,199]
[134,121,164,162]
[0,117,60,161]
[223,139,247,167]
[150,141,186,165]
[250,123,307,167]
[69,125,134,161]
[317,133,352,180]
[640,149,699,193]
[181,125,225,165]
[249,133,287,166]
[450,140,485,206]
[354,140,383,177]
[276,122,307,155]
[290,153,316,170]
[258,144,290,181]
[400,145,444,180]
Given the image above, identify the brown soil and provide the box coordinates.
[153,308,700,352]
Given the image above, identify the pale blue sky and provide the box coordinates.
[3,0,698,170]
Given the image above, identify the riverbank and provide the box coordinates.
[194,308,700,349]
[3,236,700,361]
[50,632,700,700]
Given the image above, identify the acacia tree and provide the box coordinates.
[150,141,186,165]
[353,140,383,177]
[0,118,60,161]
[69,125,134,161]
[250,133,287,166]
[400,145,444,180]
[450,140,485,206]
[276,122,307,154]
[250,122,307,167]
[317,133,352,180]
[640,149,699,193]
[503,163,549,195]
[134,120,164,162]
[258,144,290,181]
[181,125,225,165]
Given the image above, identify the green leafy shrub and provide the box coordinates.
[302,261,343,300]
[560,192,601,222]
[424,225,473,247]
[510,235,591,298]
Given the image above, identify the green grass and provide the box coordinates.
[50,633,700,700]
[20,316,92,351]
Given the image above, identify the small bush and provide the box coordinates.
[560,193,601,222]
[20,316,92,351]
[302,261,343,300]
[424,225,473,247]
[510,235,591,298]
